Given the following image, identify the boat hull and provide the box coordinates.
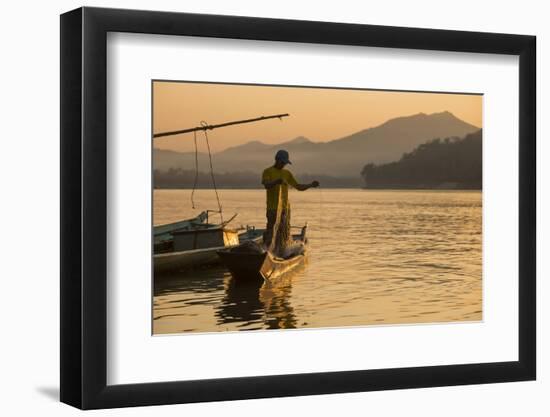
[217,250,306,282]
[154,229,263,274]
[154,247,222,274]
[217,226,308,282]
[216,251,268,281]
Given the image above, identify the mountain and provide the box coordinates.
[282,136,312,145]
[154,111,479,177]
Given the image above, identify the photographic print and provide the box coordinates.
[152,81,482,335]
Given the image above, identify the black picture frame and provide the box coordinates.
[60,6,536,410]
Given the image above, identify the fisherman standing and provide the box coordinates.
[261,150,319,256]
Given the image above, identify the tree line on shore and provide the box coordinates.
[361,130,482,189]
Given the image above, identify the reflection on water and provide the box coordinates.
[216,278,266,328]
[153,189,482,334]
[217,269,299,330]
[154,265,302,333]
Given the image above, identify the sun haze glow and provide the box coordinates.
[153,81,482,154]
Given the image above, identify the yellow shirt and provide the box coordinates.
[262,166,298,210]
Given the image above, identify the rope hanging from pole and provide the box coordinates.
[201,121,224,223]
[191,130,199,209]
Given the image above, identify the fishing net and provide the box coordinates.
[267,184,291,258]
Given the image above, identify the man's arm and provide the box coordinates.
[294,181,320,191]
[286,171,319,191]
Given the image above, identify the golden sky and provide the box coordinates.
[153,81,482,154]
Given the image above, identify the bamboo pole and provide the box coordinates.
[153,113,290,139]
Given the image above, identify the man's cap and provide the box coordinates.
[275,149,292,164]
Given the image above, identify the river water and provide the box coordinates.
[153,189,482,334]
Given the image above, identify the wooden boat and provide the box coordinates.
[154,211,209,252]
[154,226,264,274]
[217,224,308,282]
[154,211,239,254]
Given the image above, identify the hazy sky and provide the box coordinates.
[153,81,482,154]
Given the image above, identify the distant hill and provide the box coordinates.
[361,130,482,189]
[154,111,480,178]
